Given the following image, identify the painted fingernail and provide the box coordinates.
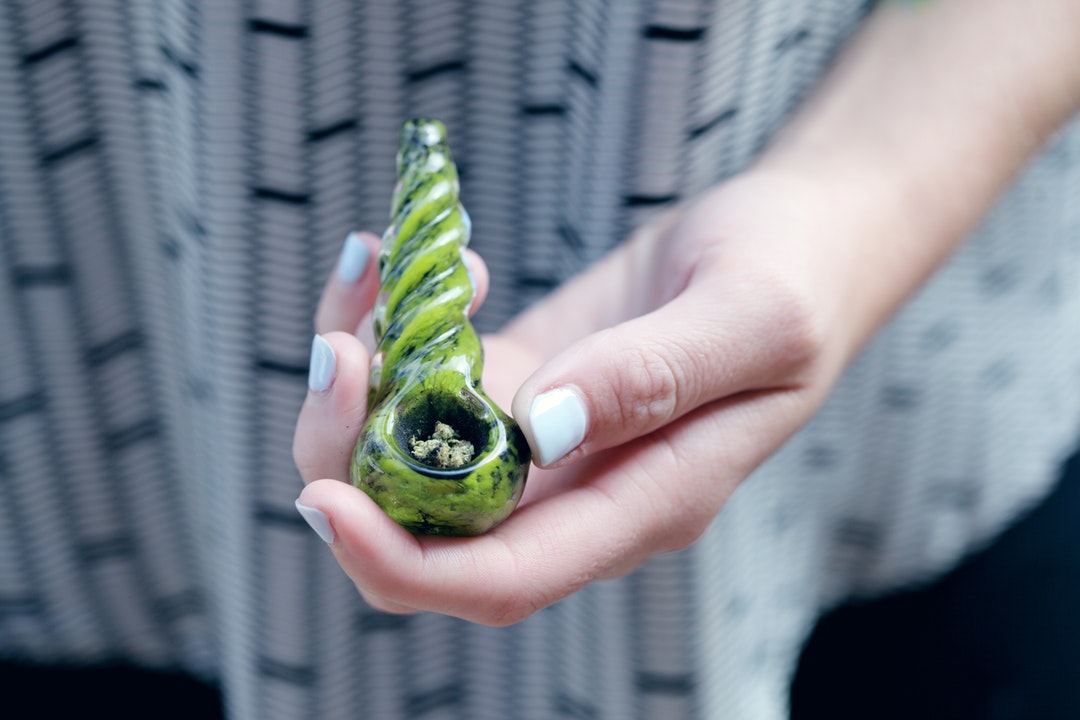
[295,500,335,544]
[338,231,370,284]
[308,334,336,393]
[528,387,588,466]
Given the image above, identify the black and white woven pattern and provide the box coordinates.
[2,1,1079,718]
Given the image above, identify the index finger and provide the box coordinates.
[294,384,803,625]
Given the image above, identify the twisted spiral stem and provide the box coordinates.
[369,119,478,404]
[350,119,530,536]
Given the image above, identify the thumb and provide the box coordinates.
[511,268,818,468]
[509,282,733,468]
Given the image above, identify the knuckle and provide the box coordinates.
[479,591,542,627]
[652,486,714,552]
[357,588,416,617]
[734,262,825,379]
[661,503,713,551]
[748,267,826,380]
[463,538,550,627]
[642,431,720,553]
[607,342,685,432]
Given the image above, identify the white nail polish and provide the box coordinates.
[308,335,336,393]
[529,387,588,466]
[338,232,370,284]
[295,500,335,544]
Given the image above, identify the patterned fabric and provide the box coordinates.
[1,1,1079,718]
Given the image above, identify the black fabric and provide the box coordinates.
[791,444,1080,720]
[0,661,224,719]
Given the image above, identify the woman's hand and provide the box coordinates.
[292,0,1080,625]
[293,170,865,625]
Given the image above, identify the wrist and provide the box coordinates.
[745,0,1080,366]
[719,158,907,378]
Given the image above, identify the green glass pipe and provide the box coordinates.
[350,119,530,536]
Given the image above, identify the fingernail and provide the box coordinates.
[338,232,370,284]
[529,387,588,466]
[295,500,335,544]
[308,335,336,393]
